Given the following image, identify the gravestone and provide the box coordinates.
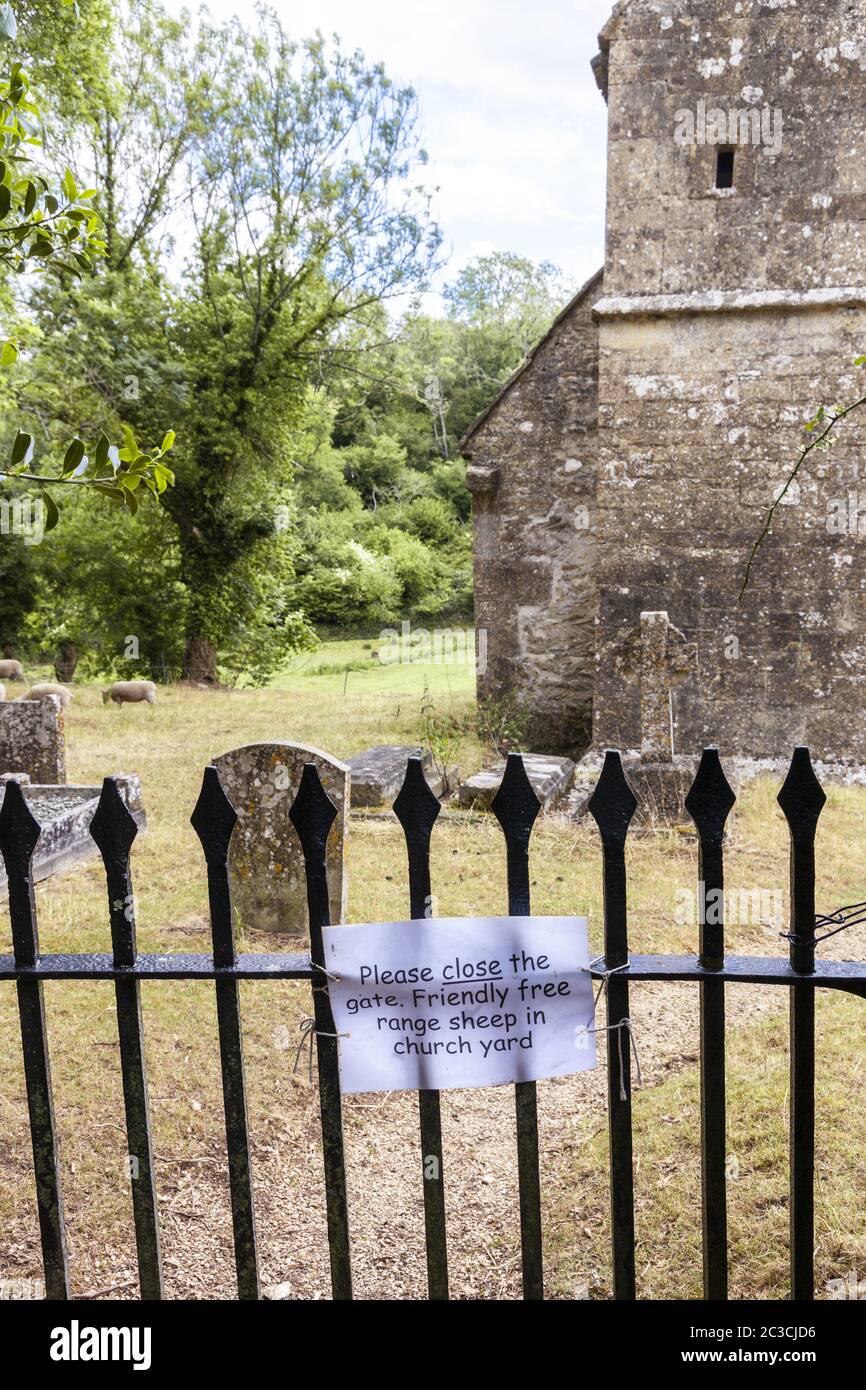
[212,742,349,937]
[637,611,696,763]
[621,611,698,820]
[346,745,455,806]
[0,774,145,900]
[458,753,575,811]
[0,697,66,784]
[347,745,427,806]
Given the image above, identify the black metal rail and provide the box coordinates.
[1,746,864,1302]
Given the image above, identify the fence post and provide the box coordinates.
[393,756,449,1299]
[191,766,260,1300]
[778,747,826,1303]
[492,753,543,1300]
[290,763,353,1300]
[685,748,736,1301]
[90,778,164,1300]
[0,780,69,1299]
[588,751,638,1301]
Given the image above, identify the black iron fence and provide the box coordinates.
[1,747,864,1302]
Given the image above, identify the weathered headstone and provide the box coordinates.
[0,773,144,900]
[347,746,427,806]
[459,754,575,811]
[346,745,456,806]
[616,610,699,821]
[0,697,66,784]
[212,742,349,936]
[637,611,696,763]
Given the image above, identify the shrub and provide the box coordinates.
[402,495,458,547]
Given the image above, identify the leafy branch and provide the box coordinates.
[0,0,176,528]
[2,426,176,533]
[740,355,866,598]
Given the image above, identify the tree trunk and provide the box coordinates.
[55,642,79,683]
[184,636,218,683]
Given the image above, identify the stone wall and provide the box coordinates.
[594,304,866,758]
[0,698,65,784]
[463,272,602,755]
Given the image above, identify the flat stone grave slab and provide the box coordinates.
[458,754,576,811]
[347,746,449,806]
[0,774,145,900]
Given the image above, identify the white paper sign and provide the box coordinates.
[322,916,597,1094]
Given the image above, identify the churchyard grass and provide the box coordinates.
[1,640,865,1298]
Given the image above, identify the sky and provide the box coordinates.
[163,0,615,305]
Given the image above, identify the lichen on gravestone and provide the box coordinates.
[212,741,349,938]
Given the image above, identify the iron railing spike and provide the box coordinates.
[289,762,338,861]
[89,776,138,864]
[393,756,441,844]
[0,777,42,876]
[191,764,238,868]
[685,747,737,846]
[778,746,827,839]
[588,749,638,846]
[491,752,541,847]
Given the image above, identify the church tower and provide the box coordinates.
[592,0,866,759]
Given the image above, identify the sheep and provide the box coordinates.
[0,659,24,681]
[25,682,74,710]
[0,683,5,702]
[103,679,157,706]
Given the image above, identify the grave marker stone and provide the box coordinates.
[212,741,349,936]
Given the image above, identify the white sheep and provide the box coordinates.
[103,679,157,706]
[0,683,5,702]
[25,682,74,710]
[0,659,24,681]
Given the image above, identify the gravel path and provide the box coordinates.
[143,976,789,1301]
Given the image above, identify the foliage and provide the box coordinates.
[420,683,466,796]
[295,533,402,629]
[21,490,187,678]
[476,693,531,759]
[0,524,36,651]
[444,250,574,355]
[0,0,572,682]
[0,64,103,280]
[0,0,177,517]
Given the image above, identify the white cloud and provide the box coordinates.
[162,0,614,296]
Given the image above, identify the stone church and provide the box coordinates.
[463,0,866,764]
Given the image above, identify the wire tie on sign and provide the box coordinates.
[310,960,341,983]
[781,902,866,950]
[583,955,642,1102]
[293,1016,349,1083]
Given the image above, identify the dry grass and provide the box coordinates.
[1,648,866,1299]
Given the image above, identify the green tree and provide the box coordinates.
[444,250,574,353]
[0,1,176,512]
[164,8,440,679]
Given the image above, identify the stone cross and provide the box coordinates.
[212,741,349,938]
[638,611,697,763]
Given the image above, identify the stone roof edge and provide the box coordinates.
[459,267,604,454]
[594,285,866,320]
[592,1,632,101]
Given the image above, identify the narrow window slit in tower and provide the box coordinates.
[716,148,735,190]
